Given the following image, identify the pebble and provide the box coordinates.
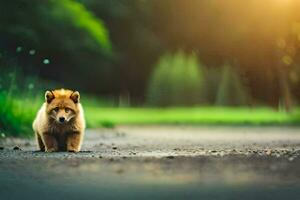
[13,146,21,150]
[112,146,118,150]
[219,151,225,157]
[0,146,4,150]
[288,157,295,162]
[166,155,175,159]
[266,149,272,156]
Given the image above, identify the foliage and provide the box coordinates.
[1,0,300,104]
[0,0,112,93]
[49,0,111,52]
[146,51,204,106]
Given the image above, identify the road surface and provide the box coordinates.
[1,126,300,200]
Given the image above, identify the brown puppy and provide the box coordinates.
[33,89,85,152]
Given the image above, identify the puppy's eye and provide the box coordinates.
[53,107,59,112]
[65,108,71,113]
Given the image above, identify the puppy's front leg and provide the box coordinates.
[42,133,58,152]
[67,132,82,152]
[35,132,45,151]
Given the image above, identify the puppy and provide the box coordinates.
[33,89,85,152]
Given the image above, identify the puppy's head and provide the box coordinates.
[45,89,80,124]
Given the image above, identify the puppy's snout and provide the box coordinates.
[59,117,65,123]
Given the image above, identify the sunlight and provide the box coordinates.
[274,0,293,6]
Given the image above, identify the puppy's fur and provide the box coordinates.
[33,89,85,152]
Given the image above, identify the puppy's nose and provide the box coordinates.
[59,117,65,123]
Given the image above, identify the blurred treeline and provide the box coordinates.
[1,0,300,108]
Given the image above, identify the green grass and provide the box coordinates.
[2,93,300,137]
[0,92,41,137]
[84,106,300,128]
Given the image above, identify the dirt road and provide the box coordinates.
[1,126,300,200]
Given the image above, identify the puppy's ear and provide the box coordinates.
[45,90,55,103]
[70,91,80,103]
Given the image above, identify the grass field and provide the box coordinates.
[2,92,300,137]
[85,106,300,128]
[0,92,41,137]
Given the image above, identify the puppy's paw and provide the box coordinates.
[67,148,79,153]
[45,147,58,152]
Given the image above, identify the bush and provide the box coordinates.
[146,51,204,106]
[215,64,248,106]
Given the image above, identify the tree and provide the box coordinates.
[215,64,248,106]
[147,51,204,106]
